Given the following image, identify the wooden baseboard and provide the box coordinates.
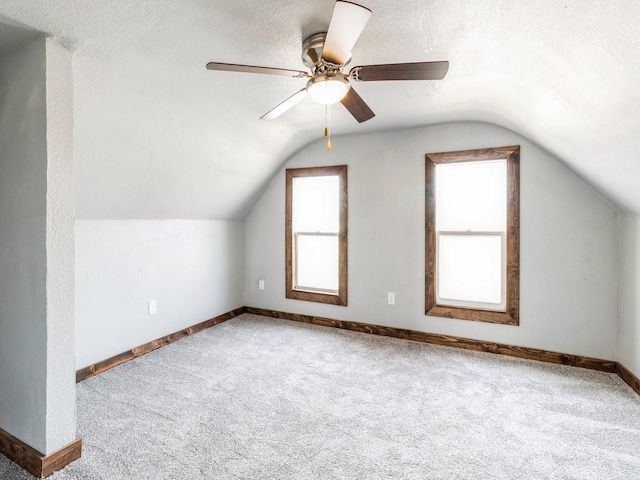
[74,305,639,399]
[0,428,81,478]
[617,363,640,395]
[245,307,618,373]
[76,307,246,383]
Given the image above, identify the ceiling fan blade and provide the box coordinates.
[260,89,308,120]
[206,62,307,78]
[351,61,449,82]
[340,87,375,123]
[322,1,371,66]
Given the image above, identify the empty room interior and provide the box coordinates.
[1,0,639,478]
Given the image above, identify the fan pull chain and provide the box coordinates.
[325,103,332,150]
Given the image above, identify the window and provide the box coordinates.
[286,165,348,305]
[425,146,520,325]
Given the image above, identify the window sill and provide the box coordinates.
[426,305,518,325]
[286,289,347,306]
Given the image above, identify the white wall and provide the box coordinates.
[0,36,76,455]
[75,219,244,369]
[245,122,619,360]
[44,37,76,454]
[618,213,640,377]
[0,37,49,453]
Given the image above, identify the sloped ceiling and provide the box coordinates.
[1,1,639,219]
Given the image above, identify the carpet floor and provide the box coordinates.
[2,313,640,479]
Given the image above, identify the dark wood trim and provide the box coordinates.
[0,428,81,478]
[506,147,521,323]
[617,363,640,395]
[425,156,437,315]
[76,307,246,383]
[41,438,82,478]
[425,306,517,326]
[74,305,640,397]
[246,307,618,373]
[285,167,294,299]
[425,145,520,325]
[285,165,348,306]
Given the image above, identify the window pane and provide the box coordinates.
[296,234,339,291]
[438,234,502,305]
[436,160,506,232]
[293,176,339,233]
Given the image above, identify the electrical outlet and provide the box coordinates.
[259,280,265,290]
[148,300,157,315]
[387,292,395,305]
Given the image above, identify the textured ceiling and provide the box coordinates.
[0,1,639,219]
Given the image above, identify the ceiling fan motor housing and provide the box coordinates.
[302,32,352,70]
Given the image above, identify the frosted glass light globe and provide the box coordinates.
[306,75,350,104]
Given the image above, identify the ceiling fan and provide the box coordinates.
[206,0,449,124]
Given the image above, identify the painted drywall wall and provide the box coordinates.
[245,122,619,360]
[75,220,244,369]
[44,37,76,454]
[0,37,48,453]
[0,19,39,56]
[0,36,77,456]
[618,213,640,378]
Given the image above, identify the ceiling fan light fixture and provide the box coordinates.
[306,75,350,105]
[207,1,449,124]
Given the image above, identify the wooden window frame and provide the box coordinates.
[425,146,520,325]
[285,165,348,306]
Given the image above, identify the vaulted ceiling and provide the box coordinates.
[1,0,639,219]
